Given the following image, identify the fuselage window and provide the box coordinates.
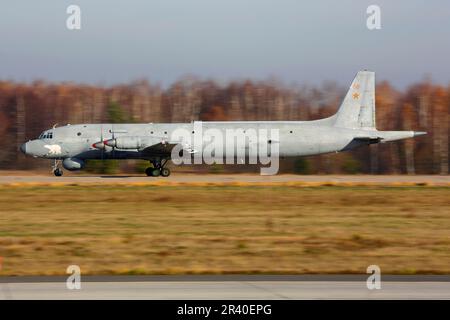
[164,131,167,134]
[77,132,82,136]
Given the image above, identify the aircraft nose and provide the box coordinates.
[20,142,27,154]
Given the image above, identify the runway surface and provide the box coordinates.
[1,276,449,299]
[0,174,449,185]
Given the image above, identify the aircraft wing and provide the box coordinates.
[139,137,196,157]
[140,141,179,156]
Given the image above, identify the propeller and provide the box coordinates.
[92,124,114,158]
[110,124,115,158]
[92,124,104,159]
[101,124,104,160]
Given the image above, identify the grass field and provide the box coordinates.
[0,184,449,275]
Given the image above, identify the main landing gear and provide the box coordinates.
[145,159,170,177]
[52,159,63,177]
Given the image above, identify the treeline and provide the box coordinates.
[0,77,448,174]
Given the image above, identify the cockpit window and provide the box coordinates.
[39,131,53,139]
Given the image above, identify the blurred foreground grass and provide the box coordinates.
[0,185,449,275]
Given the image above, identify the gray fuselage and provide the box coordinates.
[21,120,370,161]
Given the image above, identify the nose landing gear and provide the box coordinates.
[145,159,171,177]
[52,159,63,177]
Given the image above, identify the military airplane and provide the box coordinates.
[20,71,426,176]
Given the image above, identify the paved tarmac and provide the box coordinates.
[0,174,448,185]
[1,276,449,299]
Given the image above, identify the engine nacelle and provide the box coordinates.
[62,157,85,171]
[104,136,160,149]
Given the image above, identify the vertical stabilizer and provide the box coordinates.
[334,70,376,129]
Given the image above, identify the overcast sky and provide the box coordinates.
[1,0,449,88]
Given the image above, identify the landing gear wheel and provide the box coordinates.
[51,159,63,177]
[160,168,170,177]
[147,158,170,177]
[151,168,160,177]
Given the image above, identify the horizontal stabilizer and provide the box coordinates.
[354,135,382,144]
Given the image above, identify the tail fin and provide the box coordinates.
[334,70,376,129]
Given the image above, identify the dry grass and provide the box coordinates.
[0,185,449,275]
